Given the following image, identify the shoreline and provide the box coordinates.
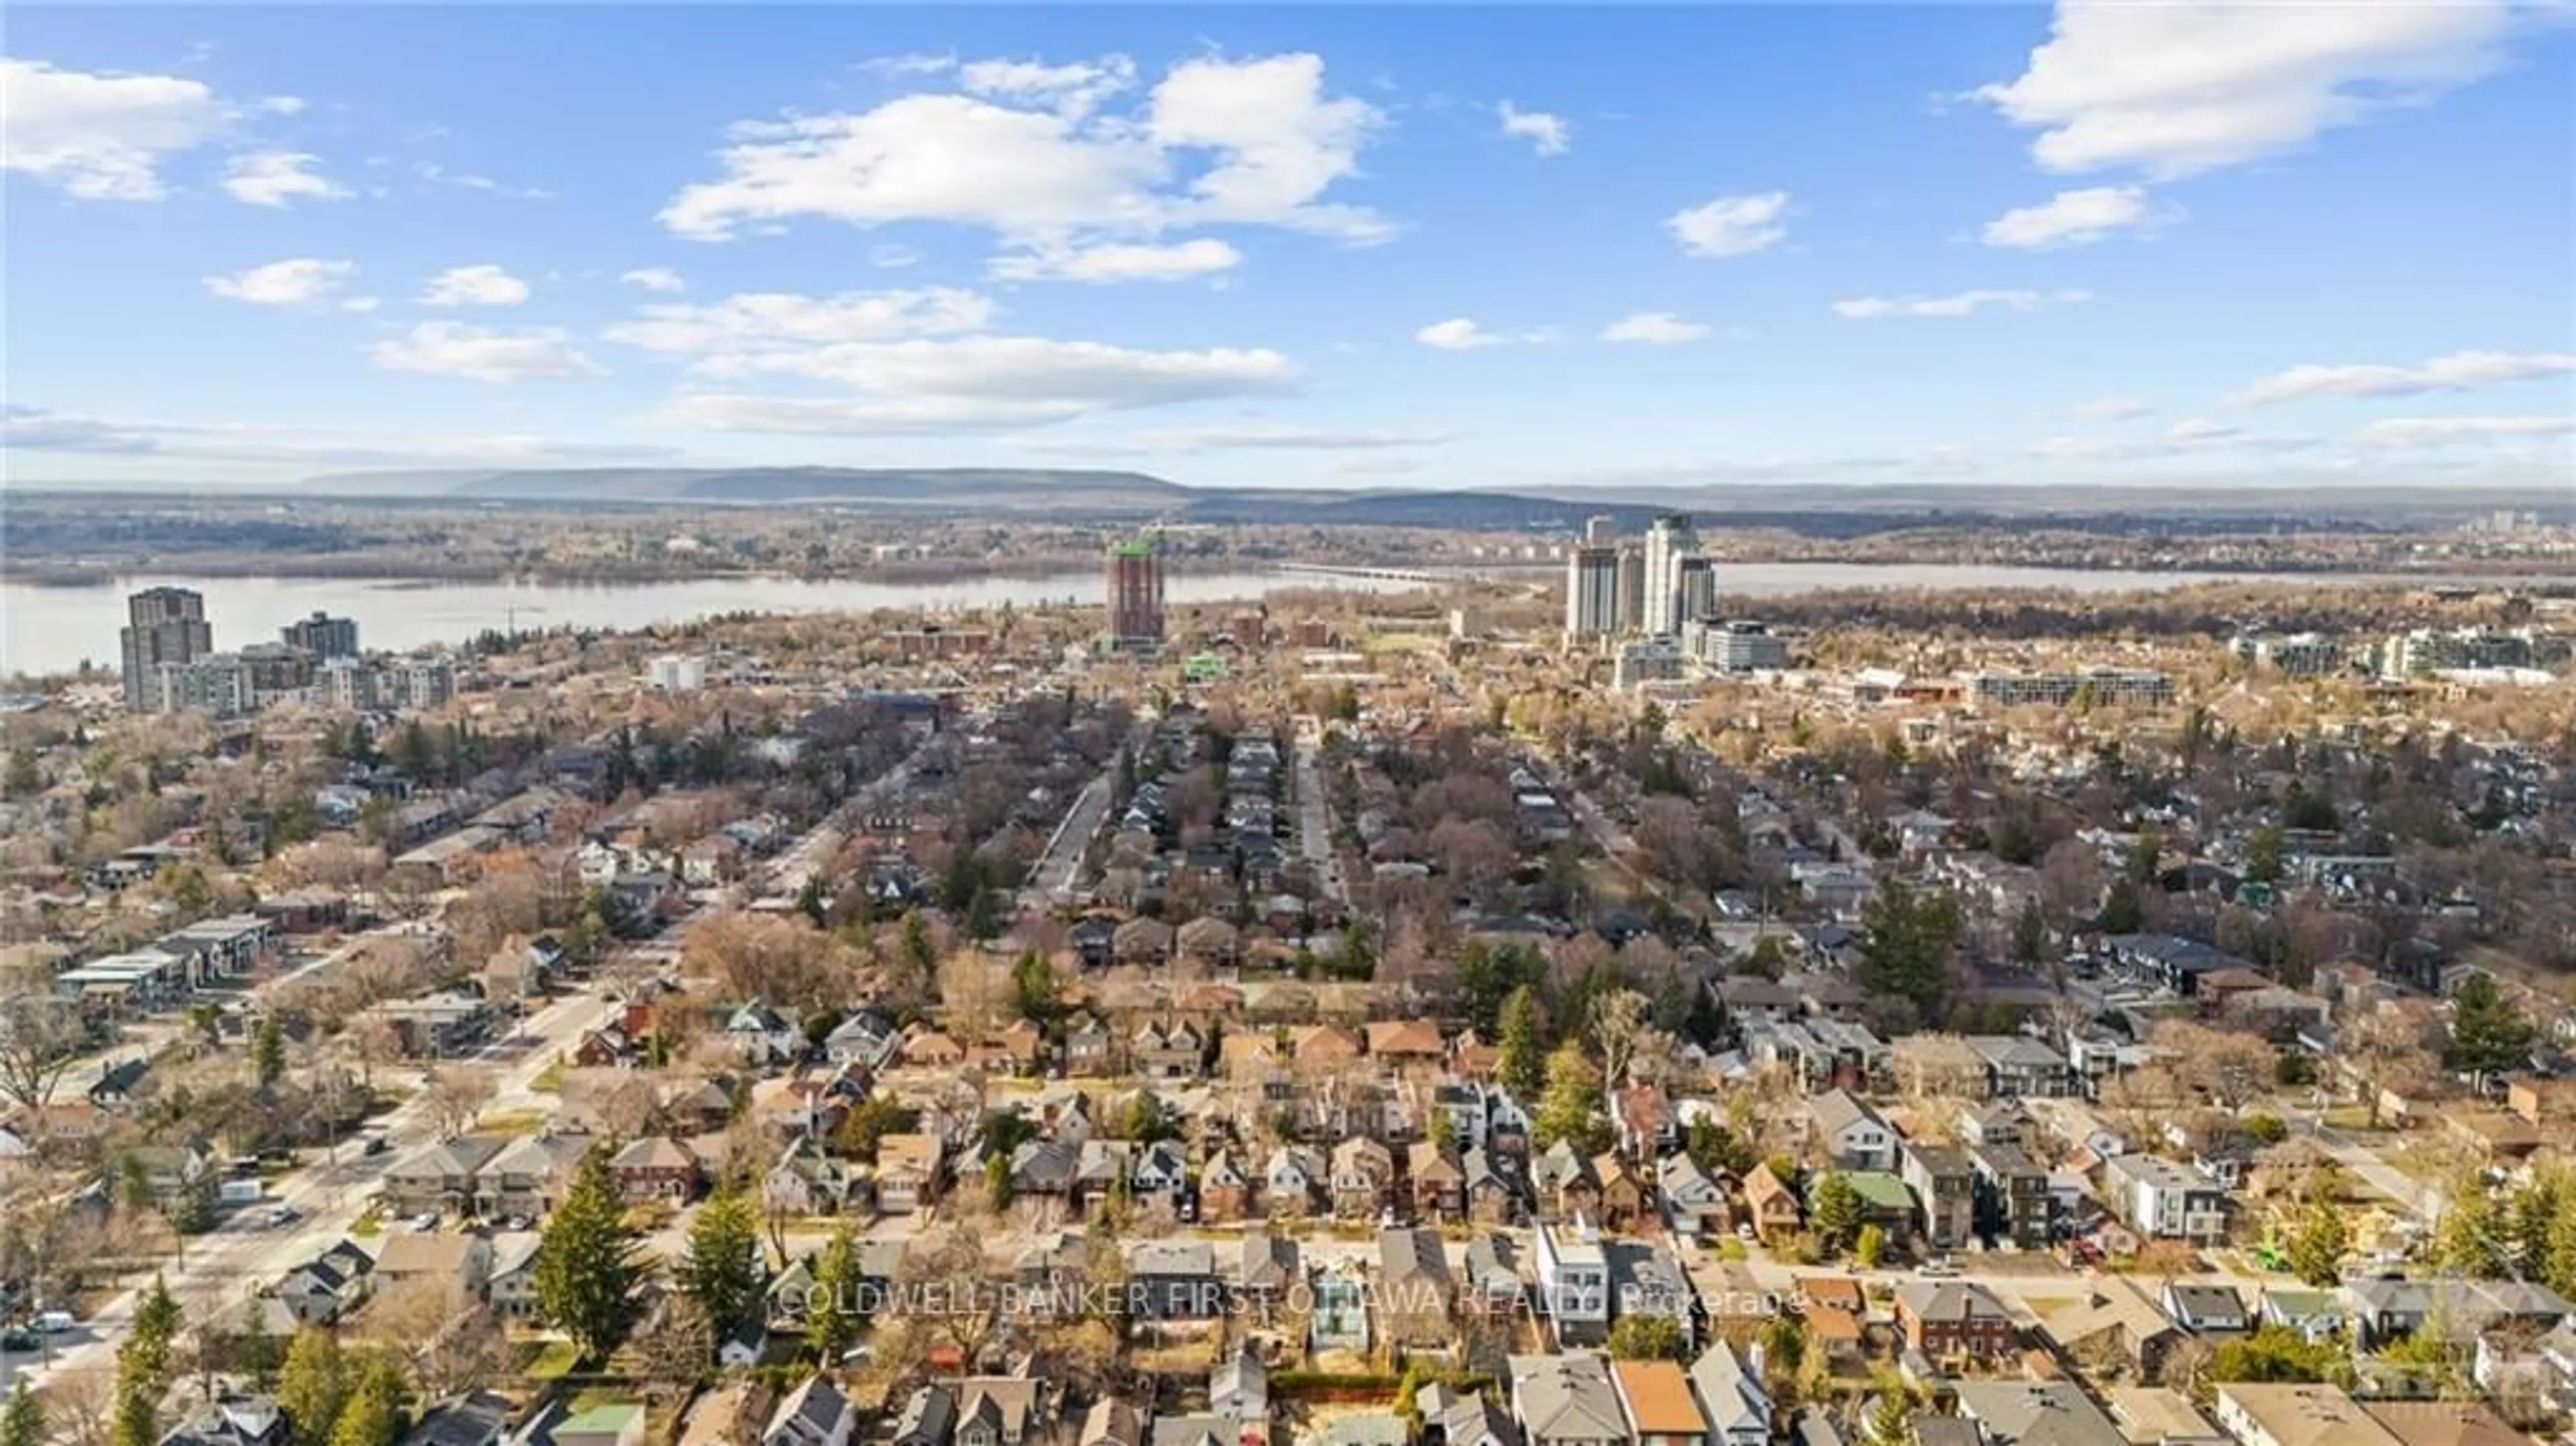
[11,556,2571,591]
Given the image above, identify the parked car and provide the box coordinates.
[362,1135,390,1157]
[31,1311,76,1334]
[0,1327,39,1353]
[1915,1258,1960,1278]
[261,1205,300,1228]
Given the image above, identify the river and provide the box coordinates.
[0,561,2417,679]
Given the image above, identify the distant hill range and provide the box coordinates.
[277,465,2565,533]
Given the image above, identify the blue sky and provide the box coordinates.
[5,3,2572,493]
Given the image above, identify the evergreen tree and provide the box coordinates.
[900,911,934,977]
[680,1187,767,1346]
[1497,986,1548,1099]
[1010,950,1059,1023]
[1854,1223,1886,1269]
[1758,1316,1806,1382]
[534,1149,645,1361]
[2443,975,2536,1081]
[2288,1201,2350,1288]
[1856,881,1961,1019]
[111,1379,159,1446]
[1,1382,46,1446]
[1533,1042,1607,1154]
[252,1015,286,1090]
[2244,826,2287,886]
[796,877,827,930]
[964,887,1000,942]
[2010,897,2048,969]
[276,1328,351,1446]
[1811,1174,1863,1256]
[806,1224,862,1365]
[1605,1315,1687,1361]
[1864,1380,1911,1446]
[327,1356,403,1446]
[2432,1178,2508,1278]
[124,1275,182,1390]
[1685,1118,1755,1176]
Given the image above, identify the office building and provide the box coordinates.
[384,658,455,710]
[1104,536,1166,650]
[239,642,315,700]
[1613,637,1687,691]
[321,658,378,712]
[120,587,214,710]
[2373,627,2535,677]
[280,611,360,659]
[1564,545,1623,641]
[1964,668,2175,710]
[1699,620,1789,672]
[152,655,254,717]
[1615,547,1646,634]
[1641,514,1697,636]
[2233,632,2342,677]
[648,654,706,691]
[1674,555,1716,628]
[1582,514,1619,546]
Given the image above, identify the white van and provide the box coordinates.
[32,1311,76,1334]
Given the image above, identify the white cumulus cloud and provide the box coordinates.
[663,335,1299,435]
[620,267,687,293]
[659,51,1388,266]
[3,402,672,467]
[1601,312,1710,345]
[204,258,358,306]
[421,264,532,307]
[990,238,1242,284]
[2357,414,2576,447]
[1497,101,1570,156]
[1415,318,1511,351]
[2065,395,2156,422]
[2232,350,2576,405]
[221,150,350,207]
[0,58,231,200]
[372,322,600,382]
[1982,186,2166,249]
[957,55,1137,117]
[605,287,994,353]
[1974,0,2517,179]
[1667,191,1789,258]
[1833,288,2093,319]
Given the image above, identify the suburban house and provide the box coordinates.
[1955,1383,2128,1446]
[763,1378,857,1446]
[1536,1222,1612,1346]
[1687,1341,1772,1446]
[1607,1361,1706,1446]
[1377,1227,1456,1350]
[2210,1385,2404,1446]
[1899,1142,1976,1252]
[1895,1281,2019,1360]
[608,1136,702,1202]
[2101,1154,2228,1243]
[1804,1090,1896,1170]
[384,1135,507,1218]
[1507,1353,1629,1446]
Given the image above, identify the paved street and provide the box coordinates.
[2291,1112,2445,1221]
[1291,721,1348,905]
[3,986,612,1392]
[1024,775,1113,911]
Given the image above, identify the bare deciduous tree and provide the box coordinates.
[423,1064,498,1136]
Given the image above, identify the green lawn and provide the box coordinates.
[523,1339,581,1382]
